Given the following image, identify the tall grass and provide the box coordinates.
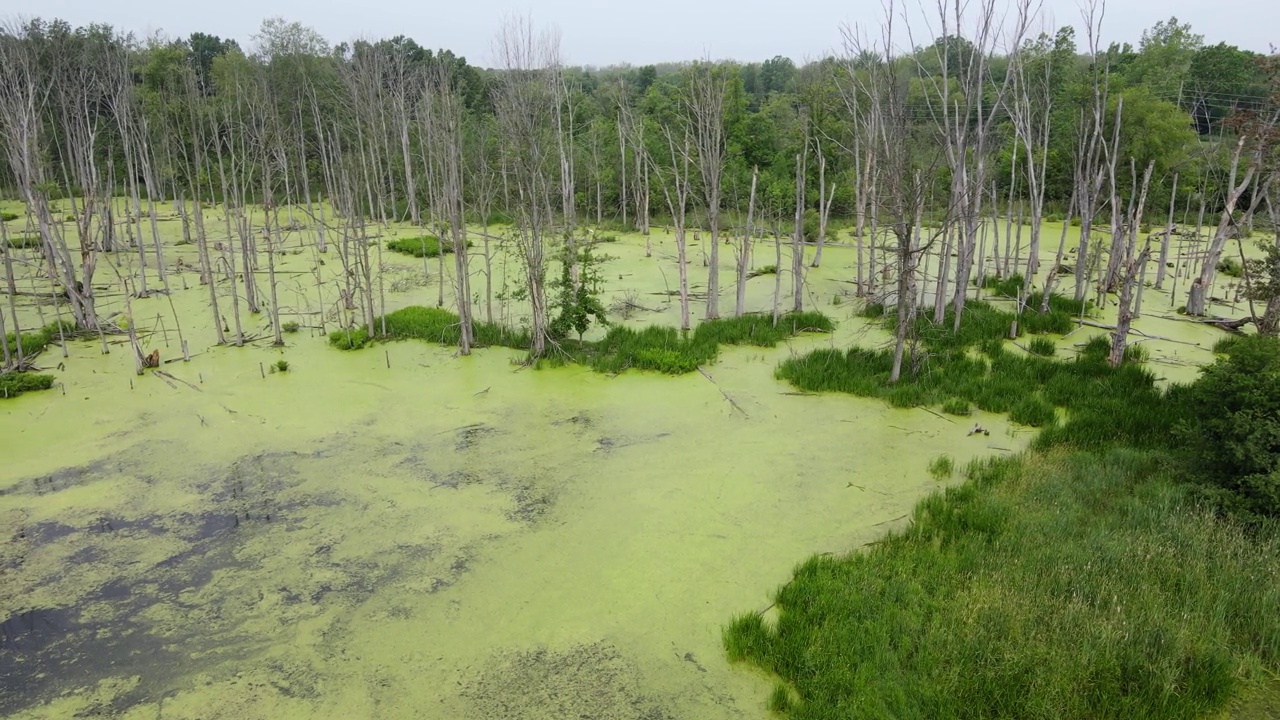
[329,307,530,351]
[724,449,1280,719]
[332,307,833,376]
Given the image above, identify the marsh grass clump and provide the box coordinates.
[1216,257,1243,278]
[724,449,1280,719]
[767,684,793,714]
[928,454,955,479]
[1028,337,1056,357]
[274,359,290,372]
[385,235,472,258]
[329,308,531,351]
[4,320,76,360]
[779,302,1170,449]
[941,397,972,416]
[0,371,54,399]
[6,233,41,249]
[0,211,19,222]
[281,321,300,334]
[1010,395,1057,427]
[328,326,371,350]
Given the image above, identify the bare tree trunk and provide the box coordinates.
[1109,161,1154,365]
[791,152,806,313]
[737,167,758,317]
[1156,172,1178,289]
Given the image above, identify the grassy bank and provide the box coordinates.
[331,307,833,375]
[728,300,1280,717]
[0,371,54,398]
[726,449,1280,719]
[2,321,74,400]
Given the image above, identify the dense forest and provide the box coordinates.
[1,3,1277,377]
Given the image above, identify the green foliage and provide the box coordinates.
[941,397,972,416]
[1177,335,1280,517]
[385,235,471,258]
[580,312,833,375]
[0,211,19,222]
[780,298,1173,450]
[550,244,609,341]
[1216,257,1243,278]
[1028,337,1057,357]
[281,321,300,333]
[928,454,954,479]
[1010,396,1057,427]
[328,326,371,350]
[4,233,40,249]
[274,359,290,372]
[0,372,54,399]
[4,321,75,360]
[724,449,1280,719]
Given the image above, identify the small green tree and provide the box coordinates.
[550,241,608,342]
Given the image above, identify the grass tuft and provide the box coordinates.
[0,371,54,399]
[928,454,955,479]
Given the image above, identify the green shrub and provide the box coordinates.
[1176,335,1280,517]
[941,397,972,416]
[385,235,473,258]
[274,359,290,372]
[0,371,54,399]
[0,211,18,222]
[281,321,300,333]
[1216,257,1243,278]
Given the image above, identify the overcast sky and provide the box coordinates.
[7,0,1277,67]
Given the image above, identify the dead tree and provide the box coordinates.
[686,61,730,319]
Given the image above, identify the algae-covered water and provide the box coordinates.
[1,204,1229,717]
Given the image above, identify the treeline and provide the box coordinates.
[0,3,1278,372]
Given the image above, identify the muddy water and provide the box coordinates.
[0,205,1229,717]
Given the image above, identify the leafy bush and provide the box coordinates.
[385,235,473,258]
[274,359,290,372]
[1177,335,1280,517]
[0,211,18,222]
[0,372,54,399]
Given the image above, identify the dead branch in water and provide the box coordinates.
[697,366,748,418]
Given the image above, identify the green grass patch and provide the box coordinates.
[724,449,1280,719]
[578,311,834,375]
[333,308,834,376]
[385,235,473,258]
[0,211,19,222]
[1028,337,1056,357]
[928,454,954,479]
[0,371,54,398]
[329,307,531,352]
[4,321,75,359]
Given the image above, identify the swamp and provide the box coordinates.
[3,4,1280,719]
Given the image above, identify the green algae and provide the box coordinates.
[0,198,1242,718]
